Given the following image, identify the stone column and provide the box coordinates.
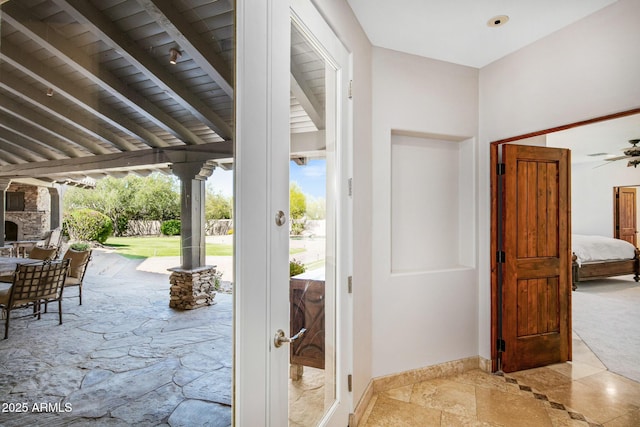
[0,179,11,247]
[169,265,219,309]
[169,160,216,309]
[47,186,62,230]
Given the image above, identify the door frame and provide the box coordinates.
[235,0,353,425]
[489,107,640,372]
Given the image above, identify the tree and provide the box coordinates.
[206,191,233,220]
[289,182,307,220]
[306,196,326,220]
[64,173,180,236]
[289,182,307,235]
[130,174,180,221]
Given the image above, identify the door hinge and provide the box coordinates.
[496,163,505,175]
[348,178,353,197]
[347,374,353,392]
[496,251,505,263]
[497,339,506,353]
[348,276,353,294]
[348,79,353,99]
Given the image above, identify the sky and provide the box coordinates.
[207,159,326,200]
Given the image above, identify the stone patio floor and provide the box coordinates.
[0,249,232,427]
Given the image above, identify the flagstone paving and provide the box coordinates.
[0,249,232,426]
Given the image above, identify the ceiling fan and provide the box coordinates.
[605,139,640,167]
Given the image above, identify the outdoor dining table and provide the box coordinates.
[8,240,41,258]
[0,257,41,276]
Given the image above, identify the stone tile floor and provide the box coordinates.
[360,335,640,426]
[0,249,232,426]
[5,247,639,426]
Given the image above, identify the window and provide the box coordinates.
[6,192,25,211]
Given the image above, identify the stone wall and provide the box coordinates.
[5,184,50,240]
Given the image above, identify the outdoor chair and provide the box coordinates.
[37,228,63,254]
[62,248,92,305]
[0,259,70,339]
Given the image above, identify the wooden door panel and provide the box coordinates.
[615,187,637,246]
[516,277,559,336]
[502,144,571,373]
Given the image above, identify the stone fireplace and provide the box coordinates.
[4,183,50,241]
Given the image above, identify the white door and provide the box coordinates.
[235,1,352,426]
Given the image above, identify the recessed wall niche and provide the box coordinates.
[391,131,475,273]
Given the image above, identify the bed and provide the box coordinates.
[572,234,640,290]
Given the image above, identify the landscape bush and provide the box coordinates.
[289,259,306,277]
[64,208,113,244]
[161,219,181,236]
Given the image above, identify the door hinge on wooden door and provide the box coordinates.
[497,339,506,353]
[496,163,505,175]
[348,374,353,392]
[496,251,505,263]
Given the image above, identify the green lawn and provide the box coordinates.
[105,236,305,259]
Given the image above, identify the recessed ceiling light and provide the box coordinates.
[487,15,509,27]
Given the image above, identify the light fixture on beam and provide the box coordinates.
[169,48,181,65]
[46,88,54,97]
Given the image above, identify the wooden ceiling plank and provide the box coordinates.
[0,112,90,158]
[54,0,232,140]
[0,143,32,164]
[0,37,166,150]
[290,64,324,130]
[2,2,202,146]
[0,120,67,161]
[0,90,115,156]
[0,133,47,163]
[137,0,233,99]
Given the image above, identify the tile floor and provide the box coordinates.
[359,336,640,426]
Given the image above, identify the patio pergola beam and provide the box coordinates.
[0,142,233,178]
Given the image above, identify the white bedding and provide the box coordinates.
[572,234,637,266]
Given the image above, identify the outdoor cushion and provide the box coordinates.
[0,282,11,305]
[64,276,81,286]
[63,249,91,278]
[29,247,57,261]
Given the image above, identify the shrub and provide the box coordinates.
[64,208,113,244]
[289,259,306,277]
[161,219,181,236]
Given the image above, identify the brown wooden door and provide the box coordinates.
[614,187,637,246]
[501,144,572,373]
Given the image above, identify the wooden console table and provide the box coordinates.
[289,278,325,380]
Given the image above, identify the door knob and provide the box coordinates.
[275,210,286,226]
[274,328,306,348]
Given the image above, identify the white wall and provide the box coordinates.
[571,162,640,237]
[312,0,373,403]
[478,0,640,360]
[372,47,479,377]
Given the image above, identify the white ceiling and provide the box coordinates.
[347,0,618,68]
[547,113,640,165]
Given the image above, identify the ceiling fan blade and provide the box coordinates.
[604,155,629,161]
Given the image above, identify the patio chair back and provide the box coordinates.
[46,228,63,249]
[1,259,70,338]
[62,248,92,305]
